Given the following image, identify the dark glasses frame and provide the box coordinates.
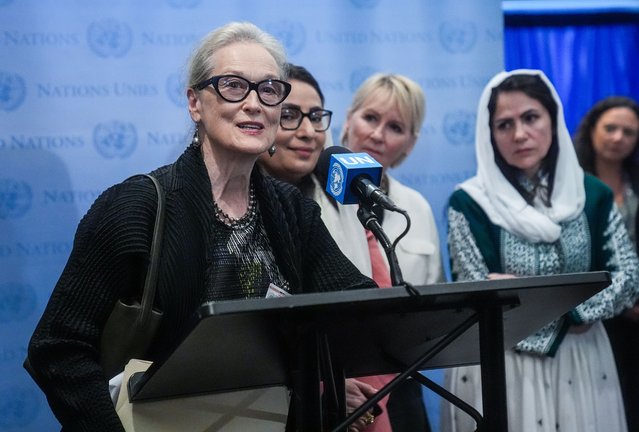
[280,106,333,132]
[193,74,291,107]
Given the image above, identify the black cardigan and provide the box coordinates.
[27,144,375,431]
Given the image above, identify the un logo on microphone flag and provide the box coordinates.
[329,162,344,197]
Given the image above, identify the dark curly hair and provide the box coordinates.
[573,96,639,194]
[487,74,559,206]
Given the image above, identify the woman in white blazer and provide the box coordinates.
[318,73,443,287]
[313,173,442,286]
[319,73,444,432]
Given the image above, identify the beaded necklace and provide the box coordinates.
[212,182,257,229]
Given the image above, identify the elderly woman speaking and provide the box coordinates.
[26,22,375,431]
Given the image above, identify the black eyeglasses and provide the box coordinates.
[280,106,333,132]
[193,75,291,107]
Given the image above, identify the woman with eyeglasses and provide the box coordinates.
[25,23,376,431]
[259,64,384,432]
[259,65,442,432]
[258,63,332,195]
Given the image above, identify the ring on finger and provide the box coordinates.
[363,412,375,425]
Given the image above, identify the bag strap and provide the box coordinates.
[136,174,165,325]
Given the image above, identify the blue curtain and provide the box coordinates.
[504,14,639,134]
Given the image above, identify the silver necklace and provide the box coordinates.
[213,182,257,229]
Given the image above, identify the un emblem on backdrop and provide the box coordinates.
[350,0,380,8]
[166,0,201,7]
[349,67,376,93]
[93,121,137,159]
[87,19,133,58]
[0,282,37,324]
[443,111,475,145]
[0,179,32,219]
[166,73,185,107]
[439,21,477,54]
[0,386,40,429]
[0,71,26,112]
[265,21,306,56]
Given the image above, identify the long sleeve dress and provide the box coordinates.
[442,175,639,432]
[26,144,375,431]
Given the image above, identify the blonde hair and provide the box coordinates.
[187,22,288,88]
[340,73,426,145]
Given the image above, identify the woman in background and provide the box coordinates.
[574,96,639,431]
[331,72,443,431]
[260,69,439,431]
[259,63,380,432]
[258,64,331,196]
[330,73,444,292]
[442,70,639,432]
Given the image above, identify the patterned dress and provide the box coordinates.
[441,175,639,432]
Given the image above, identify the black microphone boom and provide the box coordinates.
[351,177,399,211]
[357,206,404,286]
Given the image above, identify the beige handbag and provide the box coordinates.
[115,359,289,431]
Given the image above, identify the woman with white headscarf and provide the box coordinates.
[441,69,639,432]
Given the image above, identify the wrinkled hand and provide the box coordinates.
[345,378,377,431]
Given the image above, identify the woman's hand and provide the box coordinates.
[345,378,378,431]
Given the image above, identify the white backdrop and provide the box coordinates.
[0,0,503,429]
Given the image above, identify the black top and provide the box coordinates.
[27,144,375,431]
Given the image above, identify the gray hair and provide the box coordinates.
[187,22,288,88]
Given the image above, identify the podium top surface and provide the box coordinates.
[129,271,610,401]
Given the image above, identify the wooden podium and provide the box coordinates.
[127,271,611,431]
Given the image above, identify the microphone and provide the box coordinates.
[315,146,401,211]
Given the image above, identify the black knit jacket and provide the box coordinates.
[27,144,375,431]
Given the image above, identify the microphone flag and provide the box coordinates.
[325,152,382,204]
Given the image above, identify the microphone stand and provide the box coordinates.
[357,204,404,286]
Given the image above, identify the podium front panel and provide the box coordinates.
[128,271,610,401]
